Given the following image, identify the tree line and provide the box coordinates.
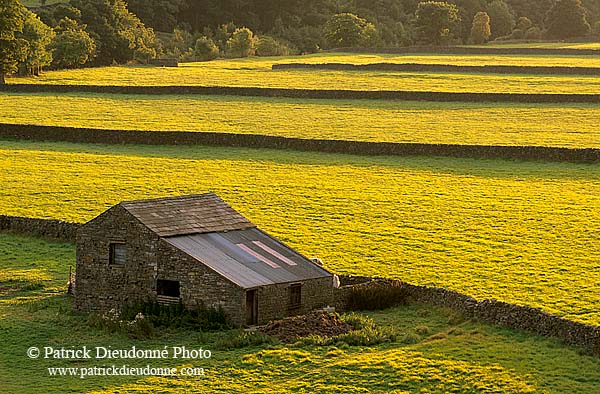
[128,0,597,48]
[0,0,598,83]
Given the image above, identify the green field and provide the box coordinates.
[1,139,599,325]
[2,93,599,148]
[1,233,599,393]
[10,53,600,94]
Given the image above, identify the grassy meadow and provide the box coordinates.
[2,47,600,393]
[1,139,599,325]
[1,233,600,393]
[2,93,600,148]
[10,54,600,94]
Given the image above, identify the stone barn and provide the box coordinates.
[74,193,335,326]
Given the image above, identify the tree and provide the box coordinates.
[509,16,532,38]
[452,0,488,43]
[486,0,514,38]
[70,0,158,65]
[469,11,491,44]
[50,17,96,68]
[256,35,292,56]
[415,1,460,45]
[226,27,257,57]
[506,0,554,26]
[193,36,219,60]
[0,0,26,84]
[127,0,185,33]
[17,10,55,76]
[545,0,591,39]
[323,13,377,48]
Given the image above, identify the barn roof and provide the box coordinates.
[121,193,254,237]
[165,228,332,289]
[116,192,331,288]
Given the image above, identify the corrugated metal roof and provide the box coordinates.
[165,228,332,289]
[121,193,254,237]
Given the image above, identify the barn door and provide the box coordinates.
[246,290,258,325]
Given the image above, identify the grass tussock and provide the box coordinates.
[295,313,398,347]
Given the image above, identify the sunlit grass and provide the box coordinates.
[1,140,599,325]
[10,53,600,94]
[2,93,600,148]
[1,233,599,393]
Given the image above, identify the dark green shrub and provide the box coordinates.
[194,36,219,61]
[121,301,229,331]
[345,281,408,311]
[226,27,257,57]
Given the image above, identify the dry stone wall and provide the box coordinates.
[273,62,600,75]
[330,45,600,56]
[2,84,599,103]
[1,123,598,163]
[0,214,80,241]
[336,276,600,354]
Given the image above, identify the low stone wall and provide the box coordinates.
[1,123,599,163]
[330,45,600,56]
[2,84,599,103]
[0,215,80,241]
[273,62,600,75]
[335,276,600,354]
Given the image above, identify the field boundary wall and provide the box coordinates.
[335,275,600,354]
[0,123,598,163]
[329,46,600,56]
[2,84,599,103]
[273,62,600,75]
[0,215,80,241]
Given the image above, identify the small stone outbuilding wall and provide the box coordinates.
[74,206,334,326]
[256,276,334,325]
[75,205,159,312]
[156,240,247,326]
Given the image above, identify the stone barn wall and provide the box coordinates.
[74,205,159,312]
[156,240,246,327]
[256,276,334,325]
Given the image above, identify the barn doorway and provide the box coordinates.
[246,290,258,325]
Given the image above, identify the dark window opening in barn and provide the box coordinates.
[109,242,126,265]
[157,279,180,298]
[289,284,301,309]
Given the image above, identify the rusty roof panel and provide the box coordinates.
[165,228,331,289]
